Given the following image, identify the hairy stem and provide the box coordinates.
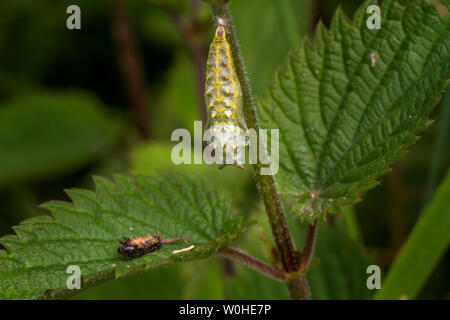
[210,2,311,300]
[221,247,284,281]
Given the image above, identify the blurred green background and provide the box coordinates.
[0,0,448,299]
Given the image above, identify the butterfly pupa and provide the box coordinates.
[204,25,248,169]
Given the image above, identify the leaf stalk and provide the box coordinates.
[220,247,284,281]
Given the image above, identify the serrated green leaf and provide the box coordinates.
[0,90,123,187]
[0,174,250,299]
[258,0,450,220]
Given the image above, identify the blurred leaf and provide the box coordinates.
[226,264,289,299]
[271,0,305,50]
[258,0,450,220]
[0,69,36,99]
[287,215,373,300]
[135,0,185,47]
[341,205,362,242]
[181,259,226,299]
[152,54,200,138]
[225,212,290,299]
[129,141,253,203]
[147,0,188,10]
[307,223,373,299]
[0,173,250,299]
[375,168,450,300]
[0,90,123,187]
[75,264,185,299]
[0,187,43,236]
[76,254,228,300]
[423,85,450,207]
[230,0,311,96]
[231,205,372,299]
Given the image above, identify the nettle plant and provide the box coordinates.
[1,0,449,300]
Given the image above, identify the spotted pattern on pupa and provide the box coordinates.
[204,25,248,168]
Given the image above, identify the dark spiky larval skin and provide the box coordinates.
[118,234,162,260]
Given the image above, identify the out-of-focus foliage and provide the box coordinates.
[76,265,186,299]
[222,204,374,300]
[129,141,254,204]
[302,222,373,299]
[230,0,312,96]
[0,91,123,187]
[376,169,450,300]
[151,55,201,137]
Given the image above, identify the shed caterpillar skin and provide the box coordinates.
[204,25,248,168]
[118,234,188,260]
